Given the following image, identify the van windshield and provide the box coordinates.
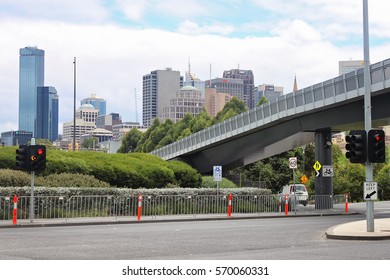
[292,185,306,192]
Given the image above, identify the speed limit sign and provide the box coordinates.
[289,157,298,169]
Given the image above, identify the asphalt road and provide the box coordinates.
[1,210,390,260]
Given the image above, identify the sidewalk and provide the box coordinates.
[2,212,390,240]
[325,218,390,240]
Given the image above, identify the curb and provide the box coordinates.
[0,212,356,229]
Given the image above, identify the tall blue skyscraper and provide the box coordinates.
[19,47,45,135]
[37,86,59,141]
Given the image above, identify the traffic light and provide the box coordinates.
[368,129,386,163]
[15,145,29,170]
[29,145,46,172]
[345,130,367,163]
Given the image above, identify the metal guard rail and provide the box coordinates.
[1,194,348,221]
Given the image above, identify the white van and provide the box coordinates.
[278,184,309,206]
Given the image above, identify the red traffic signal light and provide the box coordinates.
[29,145,46,172]
[368,129,386,163]
[15,145,47,172]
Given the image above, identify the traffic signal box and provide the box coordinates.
[15,145,46,172]
[15,145,29,170]
[368,129,386,163]
[345,130,367,163]
[345,129,386,164]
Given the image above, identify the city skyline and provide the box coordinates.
[1,1,390,134]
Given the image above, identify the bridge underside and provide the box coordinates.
[179,91,390,174]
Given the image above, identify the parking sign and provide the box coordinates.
[213,166,222,182]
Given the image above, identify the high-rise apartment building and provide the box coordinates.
[62,104,98,144]
[81,94,107,116]
[254,84,283,105]
[37,86,59,141]
[19,47,45,135]
[223,69,254,109]
[96,113,122,131]
[184,71,205,97]
[206,78,244,102]
[160,86,205,123]
[204,87,232,117]
[142,68,183,127]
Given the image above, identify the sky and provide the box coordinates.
[1,0,390,135]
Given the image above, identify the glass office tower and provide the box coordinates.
[19,47,45,136]
[37,86,59,141]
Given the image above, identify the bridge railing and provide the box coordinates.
[152,58,390,160]
[0,194,350,222]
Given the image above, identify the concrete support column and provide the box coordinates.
[314,129,333,209]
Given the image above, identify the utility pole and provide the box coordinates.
[363,0,374,232]
[73,57,77,152]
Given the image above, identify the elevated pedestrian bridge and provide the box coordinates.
[151,59,390,174]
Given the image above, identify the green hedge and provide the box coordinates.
[0,186,272,197]
[0,147,202,189]
[0,169,110,188]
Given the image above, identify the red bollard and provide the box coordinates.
[345,193,349,213]
[285,194,289,216]
[137,194,143,221]
[227,194,233,217]
[13,195,18,225]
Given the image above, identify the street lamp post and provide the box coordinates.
[363,0,374,232]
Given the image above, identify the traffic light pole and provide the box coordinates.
[29,138,35,223]
[363,0,374,232]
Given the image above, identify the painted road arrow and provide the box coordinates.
[365,191,377,199]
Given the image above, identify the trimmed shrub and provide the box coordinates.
[0,169,31,187]
[36,173,111,188]
[166,160,202,188]
[201,176,237,188]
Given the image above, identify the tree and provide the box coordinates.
[135,118,161,152]
[82,137,99,150]
[117,128,143,153]
[257,96,269,106]
[214,97,247,124]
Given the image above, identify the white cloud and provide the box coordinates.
[116,0,149,22]
[178,20,235,36]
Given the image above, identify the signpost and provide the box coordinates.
[322,165,334,177]
[364,182,378,200]
[289,157,297,186]
[313,160,322,177]
[213,166,222,197]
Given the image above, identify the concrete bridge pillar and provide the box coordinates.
[314,129,333,209]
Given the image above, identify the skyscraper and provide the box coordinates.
[206,77,244,101]
[37,86,59,141]
[19,47,45,135]
[142,68,183,127]
[223,69,254,109]
[81,94,107,116]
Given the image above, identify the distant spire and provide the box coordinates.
[293,74,298,94]
[188,56,191,73]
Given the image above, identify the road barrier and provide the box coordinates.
[227,194,232,217]
[285,194,289,216]
[137,194,142,221]
[0,194,351,224]
[13,195,18,225]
